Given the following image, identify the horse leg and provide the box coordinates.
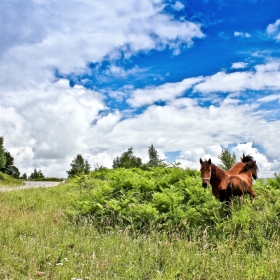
[248,188,256,202]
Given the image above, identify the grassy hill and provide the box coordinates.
[0,171,23,188]
[1,167,280,279]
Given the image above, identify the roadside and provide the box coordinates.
[0,181,62,192]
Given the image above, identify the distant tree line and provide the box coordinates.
[1,135,238,180]
[66,144,164,178]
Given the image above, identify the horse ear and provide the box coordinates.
[208,158,211,164]
[200,158,203,164]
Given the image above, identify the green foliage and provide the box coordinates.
[147,143,164,167]
[0,138,21,178]
[0,137,6,169]
[67,167,222,230]
[218,148,237,170]
[29,168,45,180]
[112,147,143,168]
[2,170,280,278]
[1,151,20,178]
[20,173,27,179]
[0,171,22,187]
[266,172,280,189]
[66,154,91,178]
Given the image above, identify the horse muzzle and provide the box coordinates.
[202,178,210,188]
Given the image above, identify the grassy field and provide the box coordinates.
[1,168,280,279]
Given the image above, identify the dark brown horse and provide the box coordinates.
[225,160,258,202]
[199,154,256,202]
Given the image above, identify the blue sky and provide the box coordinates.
[0,0,280,177]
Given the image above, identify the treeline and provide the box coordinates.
[1,133,240,180]
[0,136,165,180]
[66,144,165,178]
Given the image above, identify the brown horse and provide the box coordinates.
[199,154,256,202]
[225,160,258,203]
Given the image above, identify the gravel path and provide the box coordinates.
[0,181,62,192]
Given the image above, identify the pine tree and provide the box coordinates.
[147,144,163,167]
[67,154,91,178]
[217,148,237,170]
[112,147,142,168]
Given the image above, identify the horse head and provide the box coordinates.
[200,158,212,188]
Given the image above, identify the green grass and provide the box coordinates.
[0,171,23,188]
[1,168,280,279]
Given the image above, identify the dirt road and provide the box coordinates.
[0,181,62,192]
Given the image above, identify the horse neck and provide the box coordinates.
[227,162,245,175]
[210,164,227,187]
[240,170,254,185]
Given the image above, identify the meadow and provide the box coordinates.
[0,168,280,279]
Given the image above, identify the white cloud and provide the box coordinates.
[231,62,248,69]
[257,93,280,103]
[172,1,184,11]
[193,62,280,93]
[266,19,280,42]
[127,77,203,107]
[234,31,251,38]
[0,0,204,91]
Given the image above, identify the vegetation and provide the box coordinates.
[113,144,164,169]
[29,168,45,180]
[1,167,280,279]
[0,171,23,188]
[218,148,237,170]
[0,137,7,170]
[0,137,21,178]
[112,147,143,168]
[67,154,91,178]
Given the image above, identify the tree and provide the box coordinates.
[29,168,45,180]
[217,148,237,171]
[21,173,27,180]
[0,138,20,178]
[67,154,91,178]
[1,151,20,178]
[147,144,164,167]
[0,137,6,169]
[112,147,143,169]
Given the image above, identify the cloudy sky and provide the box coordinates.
[1,0,280,178]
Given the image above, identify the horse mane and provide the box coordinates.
[239,160,259,178]
[240,153,255,164]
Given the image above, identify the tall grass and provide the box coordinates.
[0,168,280,279]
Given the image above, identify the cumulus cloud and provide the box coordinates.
[1,79,106,177]
[0,0,204,90]
[266,19,280,41]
